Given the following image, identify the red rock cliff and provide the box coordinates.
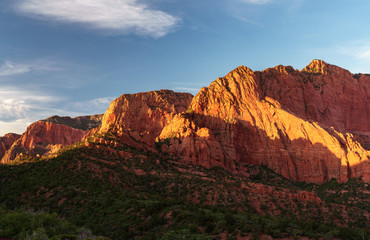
[258,60,370,133]
[99,90,193,146]
[158,61,370,184]
[1,121,86,163]
[0,133,21,160]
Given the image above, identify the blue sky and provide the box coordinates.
[1,0,370,135]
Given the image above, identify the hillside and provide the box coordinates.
[0,133,369,239]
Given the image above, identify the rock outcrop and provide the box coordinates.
[158,60,370,184]
[98,89,193,146]
[0,133,21,160]
[1,121,86,163]
[43,114,103,130]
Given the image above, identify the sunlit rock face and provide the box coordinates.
[158,60,370,184]
[99,89,193,146]
[0,133,21,160]
[1,121,86,163]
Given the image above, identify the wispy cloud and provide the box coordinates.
[237,0,272,4]
[170,82,203,95]
[15,0,180,37]
[0,60,62,78]
[334,41,370,62]
[305,40,370,73]
[69,97,115,114]
[0,119,32,137]
[172,87,200,93]
[0,87,113,135]
[0,61,31,77]
[0,87,65,135]
[0,58,114,135]
[0,87,61,122]
[344,45,370,60]
[0,95,116,135]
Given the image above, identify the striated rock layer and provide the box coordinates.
[158,60,370,184]
[1,121,86,163]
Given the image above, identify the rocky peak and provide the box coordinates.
[190,66,260,118]
[301,59,353,78]
[302,59,329,74]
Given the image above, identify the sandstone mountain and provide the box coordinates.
[1,121,87,163]
[0,60,369,240]
[1,60,369,184]
[0,133,21,160]
[97,89,193,147]
[158,60,369,184]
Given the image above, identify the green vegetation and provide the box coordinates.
[317,178,369,207]
[0,133,368,239]
[0,207,102,240]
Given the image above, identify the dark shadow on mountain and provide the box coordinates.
[162,111,369,184]
[255,68,370,150]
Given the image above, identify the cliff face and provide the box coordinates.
[0,133,21,160]
[258,60,369,133]
[158,60,370,184]
[1,121,86,163]
[98,89,193,146]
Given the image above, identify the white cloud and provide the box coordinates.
[172,87,200,94]
[15,0,180,37]
[0,87,60,122]
[0,119,32,136]
[0,99,30,121]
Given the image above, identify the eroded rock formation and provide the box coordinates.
[98,89,193,146]
[1,121,86,163]
[158,60,370,184]
[0,133,21,160]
